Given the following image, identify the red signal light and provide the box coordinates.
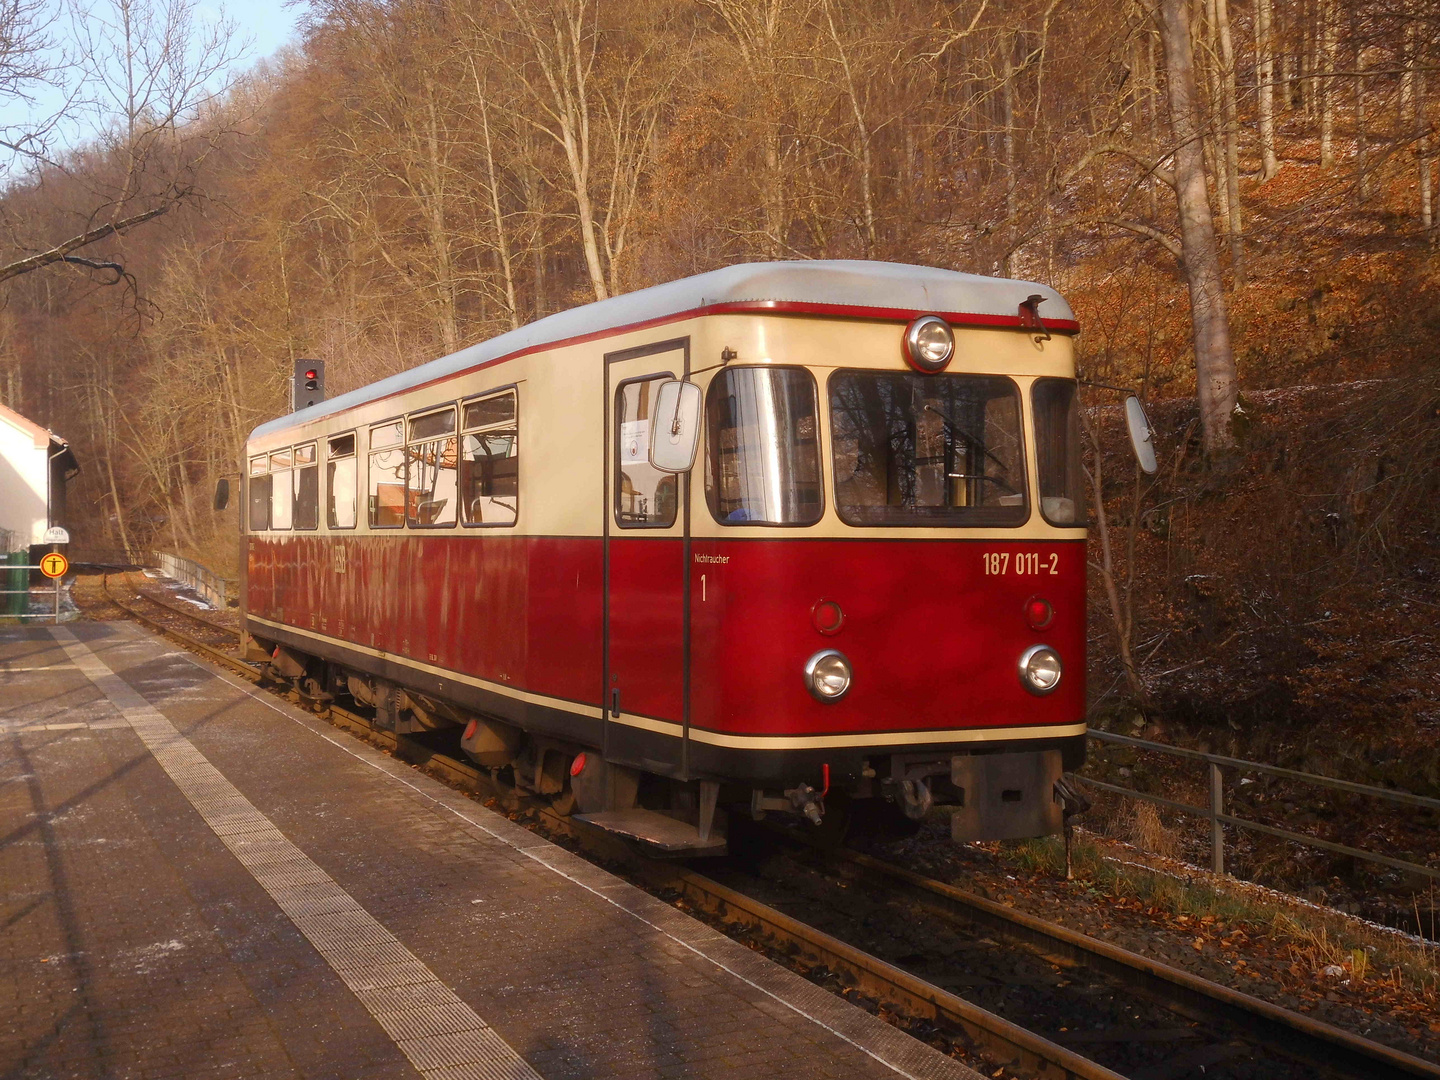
[305,369,317,379]
[1025,598,1054,630]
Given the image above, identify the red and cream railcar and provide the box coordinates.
[242,261,1088,852]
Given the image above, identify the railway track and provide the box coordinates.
[92,576,1440,1080]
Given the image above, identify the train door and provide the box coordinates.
[604,339,690,777]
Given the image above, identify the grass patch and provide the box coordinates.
[1002,832,1440,999]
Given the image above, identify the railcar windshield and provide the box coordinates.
[1032,377,1085,526]
[704,366,822,526]
[829,371,1027,527]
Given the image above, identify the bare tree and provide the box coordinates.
[1256,0,1281,181]
[0,0,243,284]
[1157,0,1238,455]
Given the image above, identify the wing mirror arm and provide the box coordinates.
[1080,380,1158,476]
[648,379,703,473]
[213,477,231,511]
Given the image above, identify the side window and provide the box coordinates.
[407,407,458,527]
[327,433,357,529]
[705,366,821,526]
[460,390,519,527]
[1032,379,1084,525]
[269,449,293,530]
[615,376,678,528]
[247,455,270,532]
[293,443,319,530]
[368,421,405,528]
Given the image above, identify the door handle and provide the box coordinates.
[610,688,620,718]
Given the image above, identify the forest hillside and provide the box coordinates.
[1,0,1437,764]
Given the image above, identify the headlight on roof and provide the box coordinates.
[805,649,852,702]
[1018,645,1062,695]
[904,315,954,373]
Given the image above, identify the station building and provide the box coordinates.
[0,401,79,555]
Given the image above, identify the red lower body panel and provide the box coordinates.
[246,535,1084,743]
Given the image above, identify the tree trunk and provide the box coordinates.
[1158,0,1238,455]
[823,0,875,256]
[1319,0,1337,167]
[475,84,519,331]
[1354,25,1368,205]
[1421,73,1434,235]
[1257,0,1280,181]
[1202,0,1231,233]
[422,78,460,351]
[1215,0,1244,283]
[1002,33,1017,275]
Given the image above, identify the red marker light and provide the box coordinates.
[570,753,587,777]
[463,719,477,742]
[1025,598,1054,630]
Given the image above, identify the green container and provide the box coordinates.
[6,551,27,618]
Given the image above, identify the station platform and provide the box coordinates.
[1,622,981,1080]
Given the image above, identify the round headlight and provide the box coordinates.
[904,315,954,373]
[1018,645,1062,695]
[805,649,853,702]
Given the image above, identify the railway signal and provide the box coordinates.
[292,359,325,411]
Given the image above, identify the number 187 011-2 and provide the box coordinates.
[982,551,1059,576]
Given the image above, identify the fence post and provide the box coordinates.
[1209,761,1225,875]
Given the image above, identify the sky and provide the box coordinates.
[226,0,306,64]
[3,0,307,179]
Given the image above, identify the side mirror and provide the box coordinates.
[1124,396,1158,475]
[648,380,703,473]
[213,477,231,511]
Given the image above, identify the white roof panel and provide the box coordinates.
[250,260,1073,442]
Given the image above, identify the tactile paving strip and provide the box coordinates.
[50,626,542,1080]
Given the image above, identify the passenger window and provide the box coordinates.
[293,443,319,530]
[327,433,357,529]
[460,390,518,527]
[247,456,270,532]
[615,376,678,528]
[407,407,458,527]
[368,421,405,528]
[269,449,293,530]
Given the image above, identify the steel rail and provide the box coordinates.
[100,574,254,675]
[93,586,1437,1080]
[772,835,1440,1080]
[107,571,239,639]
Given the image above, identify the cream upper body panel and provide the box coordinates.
[245,274,1082,542]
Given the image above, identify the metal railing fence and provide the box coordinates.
[1083,729,1440,883]
[1,555,65,622]
[154,552,232,609]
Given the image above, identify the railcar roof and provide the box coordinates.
[249,260,1074,443]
